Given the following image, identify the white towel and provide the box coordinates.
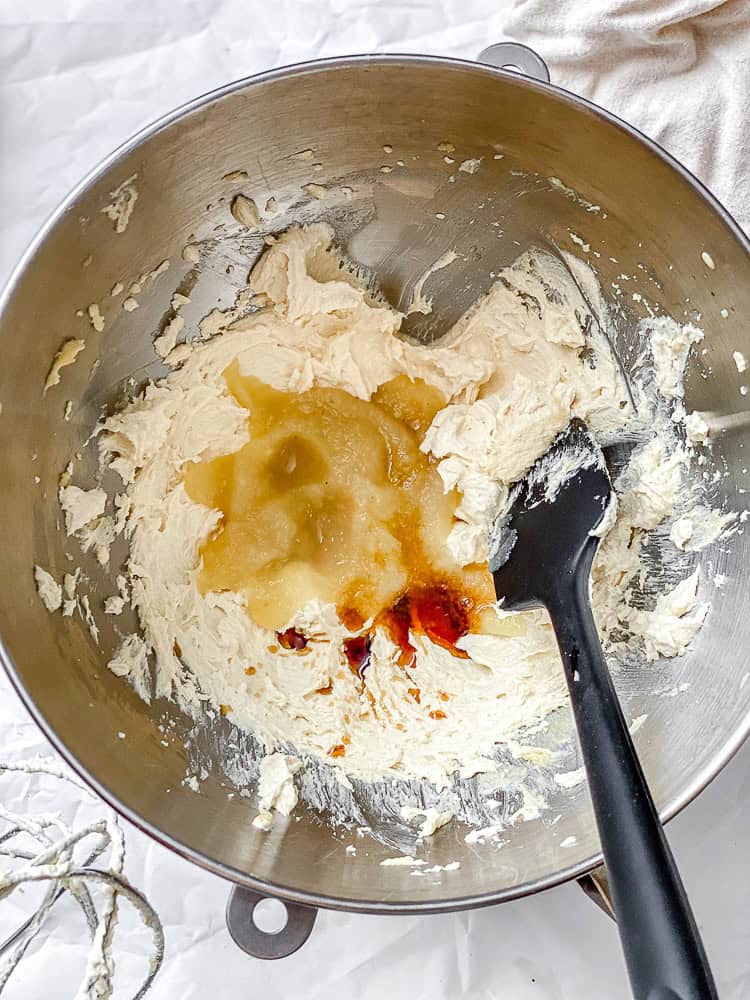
[501,0,750,230]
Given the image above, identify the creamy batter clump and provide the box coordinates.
[47,223,716,813]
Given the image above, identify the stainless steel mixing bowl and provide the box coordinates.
[1,42,749,954]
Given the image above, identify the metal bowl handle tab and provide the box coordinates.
[477,42,550,84]
[226,886,318,960]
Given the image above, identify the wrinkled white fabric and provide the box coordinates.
[503,0,750,231]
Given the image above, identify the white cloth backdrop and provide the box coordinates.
[1,1,749,996]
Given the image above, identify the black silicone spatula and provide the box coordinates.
[490,419,717,1000]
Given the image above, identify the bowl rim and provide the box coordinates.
[2,50,750,916]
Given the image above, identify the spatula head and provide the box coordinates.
[489,419,613,610]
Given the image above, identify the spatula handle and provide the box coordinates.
[546,558,718,1000]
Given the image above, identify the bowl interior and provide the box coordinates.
[1,56,749,911]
